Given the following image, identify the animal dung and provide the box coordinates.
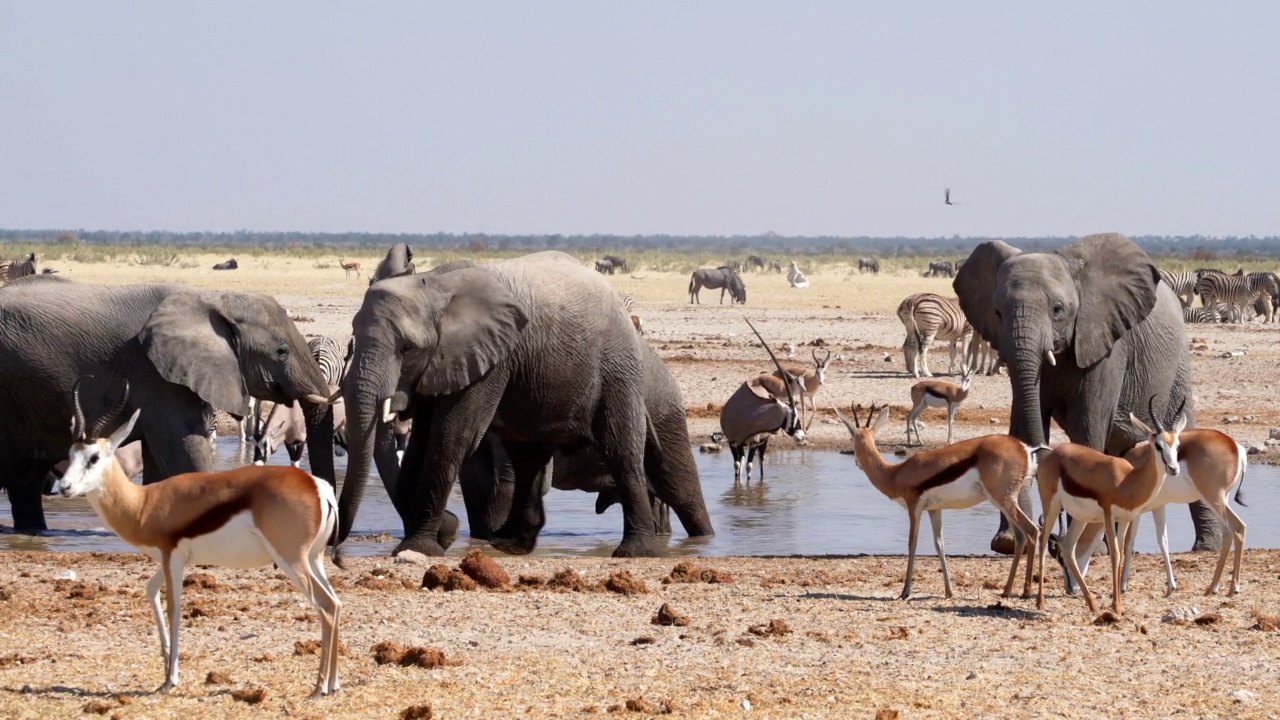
[663,562,735,584]
[651,602,690,627]
[421,564,478,592]
[230,687,268,704]
[747,619,792,637]
[603,570,649,595]
[371,641,460,669]
[458,549,510,588]
[400,704,435,720]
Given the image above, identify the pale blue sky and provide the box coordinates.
[2,2,1277,237]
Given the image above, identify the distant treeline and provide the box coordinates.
[3,229,1280,259]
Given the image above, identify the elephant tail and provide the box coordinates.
[1233,443,1248,507]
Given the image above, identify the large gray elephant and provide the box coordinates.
[953,233,1219,552]
[458,340,702,542]
[336,251,715,558]
[0,276,332,531]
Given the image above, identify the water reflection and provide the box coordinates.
[3,439,1276,557]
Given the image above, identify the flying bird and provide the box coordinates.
[944,188,956,206]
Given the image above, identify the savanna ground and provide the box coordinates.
[2,247,1279,719]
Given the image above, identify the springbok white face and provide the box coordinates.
[58,410,140,498]
[1130,411,1185,477]
[813,350,832,386]
[960,368,975,392]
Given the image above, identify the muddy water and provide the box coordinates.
[2,439,1274,557]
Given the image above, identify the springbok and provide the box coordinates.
[339,258,361,279]
[835,403,1040,600]
[54,381,342,697]
[1083,429,1247,598]
[773,347,832,431]
[1034,398,1186,615]
[906,364,975,445]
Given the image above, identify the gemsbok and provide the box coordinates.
[54,381,342,697]
[835,403,1041,600]
[1034,398,1186,616]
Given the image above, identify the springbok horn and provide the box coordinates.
[1173,397,1188,428]
[71,377,88,441]
[833,406,858,436]
[744,317,796,411]
[1147,395,1163,433]
[89,380,131,439]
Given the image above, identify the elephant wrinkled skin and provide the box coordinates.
[337,252,714,558]
[0,276,332,531]
[953,233,1220,553]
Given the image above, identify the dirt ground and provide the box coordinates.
[3,253,1277,719]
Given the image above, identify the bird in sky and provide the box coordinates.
[944,187,956,206]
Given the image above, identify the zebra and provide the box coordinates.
[308,335,353,388]
[688,267,746,304]
[1182,305,1223,324]
[897,292,972,378]
[616,293,643,334]
[1158,269,1197,308]
[1195,271,1276,323]
[0,253,38,285]
[858,257,880,274]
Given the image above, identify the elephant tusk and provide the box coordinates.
[380,397,395,424]
[303,392,332,406]
[1045,350,1056,367]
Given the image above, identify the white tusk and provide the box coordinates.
[1045,350,1056,367]
[380,397,395,424]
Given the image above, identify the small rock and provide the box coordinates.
[1269,427,1280,441]
[699,444,722,453]
[1223,416,1241,424]
[741,698,753,711]
[989,417,1000,424]
[1162,606,1200,625]
[966,671,979,680]
[1248,445,1264,455]
[1264,438,1280,448]
[1229,689,1257,704]
[56,570,76,581]
[394,550,429,565]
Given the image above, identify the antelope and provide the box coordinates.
[773,347,832,431]
[719,319,806,482]
[1104,429,1246,597]
[339,258,361,279]
[834,403,1041,600]
[54,381,342,697]
[1034,398,1186,615]
[906,364,974,445]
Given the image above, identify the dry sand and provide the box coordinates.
[3,253,1279,718]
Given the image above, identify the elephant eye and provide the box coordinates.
[400,342,414,354]
[1052,303,1064,318]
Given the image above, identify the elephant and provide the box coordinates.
[0,275,332,531]
[336,251,715,558]
[458,340,703,543]
[952,233,1220,554]
[369,243,416,286]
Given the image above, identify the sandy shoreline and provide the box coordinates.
[1,549,1278,719]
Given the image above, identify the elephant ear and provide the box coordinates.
[953,240,1022,350]
[416,268,529,396]
[139,292,250,416]
[1060,233,1159,369]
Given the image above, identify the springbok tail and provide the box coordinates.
[1233,445,1248,507]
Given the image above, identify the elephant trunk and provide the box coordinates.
[1006,328,1049,447]
[336,345,394,543]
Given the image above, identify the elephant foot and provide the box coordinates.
[612,534,662,558]
[437,511,460,551]
[1191,538,1222,553]
[393,536,447,557]
[990,530,1017,556]
[490,521,541,556]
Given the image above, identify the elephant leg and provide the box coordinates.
[395,389,498,557]
[1189,499,1225,552]
[641,418,714,538]
[490,441,555,555]
[593,401,661,558]
[8,462,49,533]
[459,432,516,541]
[651,497,672,535]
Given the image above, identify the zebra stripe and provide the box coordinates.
[897,292,972,378]
[1158,269,1197,307]
[616,293,643,334]
[0,253,38,285]
[1182,305,1221,324]
[307,335,352,387]
[1195,272,1275,323]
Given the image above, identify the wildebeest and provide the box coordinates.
[858,257,880,274]
[924,260,955,278]
[770,260,782,273]
[688,267,746,304]
[601,255,628,273]
[212,258,239,270]
[746,255,765,271]
[595,258,615,275]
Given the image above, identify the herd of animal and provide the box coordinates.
[0,234,1261,698]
